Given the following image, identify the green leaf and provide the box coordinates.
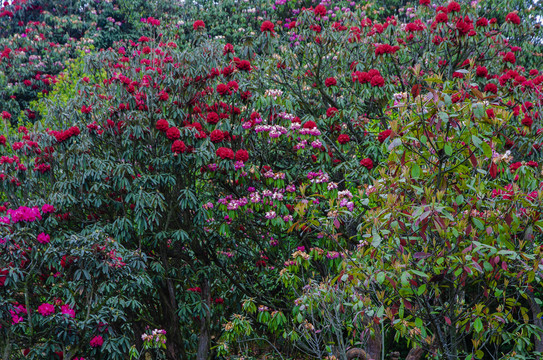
[411,164,421,179]
[480,142,492,158]
[444,144,453,156]
[473,318,483,333]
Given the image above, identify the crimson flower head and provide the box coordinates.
[158,90,169,101]
[327,107,338,117]
[314,4,327,17]
[193,20,205,30]
[156,119,169,132]
[0,135,6,146]
[210,129,225,143]
[447,1,461,12]
[476,66,488,77]
[206,112,219,125]
[166,127,181,140]
[337,134,350,144]
[484,83,497,94]
[436,12,448,23]
[171,140,186,154]
[503,52,516,64]
[505,12,521,25]
[378,129,392,143]
[81,105,92,114]
[236,60,251,72]
[216,147,234,160]
[325,77,337,87]
[138,36,150,43]
[261,21,275,33]
[360,158,373,170]
[2,111,12,120]
[521,116,533,127]
[486,109,495,118]
[235,149,249,162]
[419,0,430,5]
[216,84,230,96]
[223,43,234,55]
[303,121,317,129]
[476,17,488,27]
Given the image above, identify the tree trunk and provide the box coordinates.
[367,323,382,360]
[2,330,11,360]
[159,282,187,360]
[405,347,425,360]
[528,292,543,352]
[196,276,211,360]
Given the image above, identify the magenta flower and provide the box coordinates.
[90,335,104,348]
[37,303,55,316]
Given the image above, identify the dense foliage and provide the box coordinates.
[1,0,543,359]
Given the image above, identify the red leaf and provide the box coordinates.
[489,161,497,179]
[411,84,421,97]
[469,149,478,168]
[501,261,508,271]
[444,316,451,326]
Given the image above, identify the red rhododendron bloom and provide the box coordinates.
[378,129,392,143]
[476,66,488,77]
[166,127,181,140]
[505,12,521,25]
[509,162,522,172]
[223,43,234,55]
[237,60,251,72]
[521,116,533,127]
[1,111,11,119]
[156,119,169,132]
[158,90,169,101]
[216,84,230,96]
[338,134,350,144]
[325,77,337,87]
[303,121,317,129]
[171,140,186,154]
[193,20,205,30]
[503,52,516,64]
[360,158,373,170]
[527,161,538,167]
[90,336,104,348]
[0,135,6,146]
[370,75,385,87]
[436,12,448,23]
[326,107,338,117]
[476,18,489,27]
[419,0,430,5]
[216,147,234,159]
[314,5,327,16]
[207,112,219,125]
[447,1,461,12]
[261,21,274,33]
[484,83,497,93]
[81,105,92,114]
[235,149,249,162]
[210,129,225,143]
[486,109,495,118]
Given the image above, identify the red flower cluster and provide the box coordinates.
[314,5,327,17]
[303,121,317,129]
[193,20,205,30]
[166,127,181,140]
[325,77,337,87]
[378,129,392,143]
[360,158,373,170]
[352,69,385,88]
[50,126,81,143]
[375,44,400,56]
[171,140,186,154]
[210,129,225,143]
[217,147,234,159]
[327,107,338,118]
[505,12,521,25]
[235,149,249,162]
[156,119,169,132]
[337,134,350,144]
[261,21,275,33]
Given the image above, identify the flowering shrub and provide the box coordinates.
[0,0,543,359]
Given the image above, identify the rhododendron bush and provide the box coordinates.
[0,0,543,360]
